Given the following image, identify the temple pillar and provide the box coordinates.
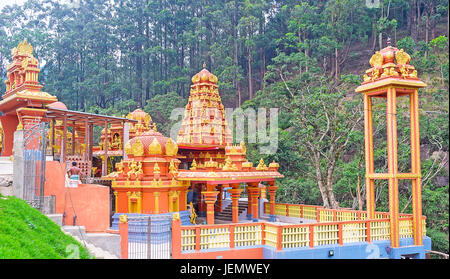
[113,191,118,213]
[169,191,180,212]
[136,192,142,214]
[126,191,132,213]
[203,191,219,225]
[154,192,160,214]
[228,188,243,223]
[197,184,206,217]
[386,88,399,248]
[0,114,19,156]
[267,183,279,222]
[102,120,109,176]
[16,108,47,150]
[246,184,253,220]
[247,184,260,222]
[216,185,224,212]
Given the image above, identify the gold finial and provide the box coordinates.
[17,39,33,57]
[203,62,206,69]
[387,37,391,47]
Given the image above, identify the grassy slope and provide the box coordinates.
[0,194,91,259]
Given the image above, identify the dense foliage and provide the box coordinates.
[0,0,448,254]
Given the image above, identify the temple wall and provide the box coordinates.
[44,160,110,232]
[1,114,19,156]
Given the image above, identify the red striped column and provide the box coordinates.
[228,188,243,223]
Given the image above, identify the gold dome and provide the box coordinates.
[191,66,218,85]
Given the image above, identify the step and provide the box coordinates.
[62,226,87,241]
[47,214,63,226]
[86,233,121,259]
[0,158,13,175]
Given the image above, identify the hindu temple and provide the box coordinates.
[0,39,432,260]
[105,64,284,226]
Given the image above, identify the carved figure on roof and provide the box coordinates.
[395,49,411,65]
[369,51,383,68]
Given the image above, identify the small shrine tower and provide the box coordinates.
[356,41,427,248]
[0,39,57,156]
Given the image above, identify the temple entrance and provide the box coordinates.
[23,122,48,210]
[127,215,172,259]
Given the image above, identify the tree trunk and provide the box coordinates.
[334,47,339,80]
[356,174,363,211]
[326,146,339,209]
[410,0,418,42]
[260,48,265,90]
[248,47,253,100]
[425,18,429,58]
[313,151,330,208]
[233,0,241,107]
[371,22,377,51]
[378,32,383,50]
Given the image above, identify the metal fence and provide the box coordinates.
[23,122,48,210]
[128,215,172,259]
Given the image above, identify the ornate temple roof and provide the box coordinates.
[3,39,57,103]
[191,64,219,85]
[126,108,152,124]
[125,129,178,158]
[177,65,232,148]
[356,42,427,92]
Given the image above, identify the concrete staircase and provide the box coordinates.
[46,213,119,259]
[215,200,248,221]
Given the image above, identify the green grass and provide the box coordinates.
[0,194,91,259]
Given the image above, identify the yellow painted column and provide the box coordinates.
[169,191,174,212]
[364,93,376,219]
[176,191,181,212]
[387,87,399,248]
[126,191,132,213]
[154,192,160,214]
[410,90,423,245]
[137,192,142,214]
[113,191,118,213]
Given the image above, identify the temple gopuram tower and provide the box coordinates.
[356,42,426,248]
[177,63,232,150]
[0,40,57,156]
